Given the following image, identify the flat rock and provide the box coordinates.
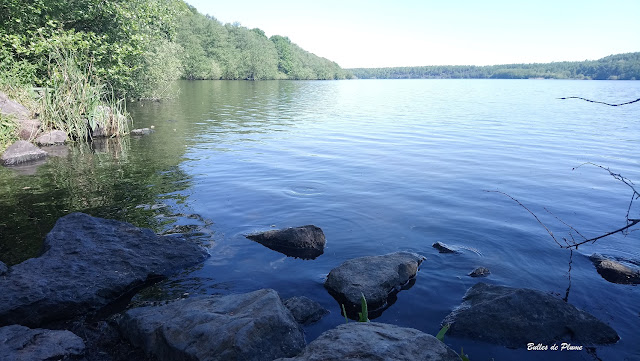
[35,130,67,146]
[275,322,460,361]
[590,253,640,285]
[468,266,490,277]
[1,140,47,166]
[283,296,329,325]
[432,241,459,253]
[131,128,154,136]
[443,282,619,348]
[324,252,425,317]
[0,324,85,361]
[247,225,326,259]
[0,212,209,327]
[118,289,305,361]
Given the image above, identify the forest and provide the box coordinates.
[0,0,350,101]
[349,52,640,80]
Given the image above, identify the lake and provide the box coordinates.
[1,79,638,360]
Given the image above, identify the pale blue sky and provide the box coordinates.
[185,0,640,68]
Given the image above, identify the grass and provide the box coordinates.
[0,113,19,153]
[41,50,130,141]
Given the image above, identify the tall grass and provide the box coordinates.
[41,49,129,141]
[0,113,19,153]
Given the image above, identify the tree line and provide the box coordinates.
[0,0,351,101]
[349,52,640,80]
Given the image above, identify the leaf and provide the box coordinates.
[357,293,369,322]
[340,304,348,324]
[436,324,450,342]
[460,347,470,361]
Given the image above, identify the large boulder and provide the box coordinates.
[324,252,424,318]
[1,140,47,166]
[246,225,326,259]
[118,289,305,361]
[0,324,85,361]
[443,282,619,348]
[590,254,640,285]
[275,322,460,361]
[283,296,329,325]
[0,212,209,327]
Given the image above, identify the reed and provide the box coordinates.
[0,113,19,152]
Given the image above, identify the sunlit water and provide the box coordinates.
[1,79,638,360]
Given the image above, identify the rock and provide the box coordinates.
[283,296,329,325]
[468,266,490,277]
[1,140,47,166]
[0,91,31,119]
[432,241,459,253]
[324,252,424,318]
[275,322,460,361]
[590,254,640,285]
[35,130,67,146]
[118,289,305,361]
[443,282,619,348]
[18,119,41,140]
[131,128,154,136]
[0,324,85,361]
[0,261,7,275]
[0,212,209,327]
[246,225,326,259]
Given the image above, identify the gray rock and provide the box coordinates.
[0,212,209,327]
[247,225,326,259]
[119,289,305,361]
[324,252,425,318]
[443,282,619,348]
[131,128,154,136]
[468,267,490,277]
[1,140,47,166]
[275,322,460,361]
[35,130,67,146]
[0,324,85,361]
[18,119,41,140]
[432,241,459,253]
[590,254,640,285]
[0,261,7,275]
[0,91,31,119]
[283,296,329,325]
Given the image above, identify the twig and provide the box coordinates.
[558,97,640,107]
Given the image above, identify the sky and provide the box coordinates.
[185,0,640,68]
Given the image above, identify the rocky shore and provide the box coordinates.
[0,211,626,360]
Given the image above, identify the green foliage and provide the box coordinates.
[350,52,640,80]
[341,304,349,324]
[460,347,470,361]
[435,324,449,342]
[358,293,370,322]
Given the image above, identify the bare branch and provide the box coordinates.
[485,190,563,247]
[558,96,640,107]
[568,219,640,248]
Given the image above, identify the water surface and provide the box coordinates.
[1,79,638,360]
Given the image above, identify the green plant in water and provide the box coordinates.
[40,47,129,141]
[340,293,370,323]
[436,324,471,361]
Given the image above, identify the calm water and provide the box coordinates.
[1,79,639,360]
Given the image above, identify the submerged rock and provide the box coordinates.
[130,128,154,136]
[275,322,460,361]
[432,241,459,254]
[1,140,47,166]
[468,266,491,277]
[0,324,85,361]
[590,254,640,285]
[283,296,329,325]
[0,212,209,327]
[35,130,67,146]
[246,225,326,259]
[324,252,424,318]
[118,289,305,361]
[443,282,619,348]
